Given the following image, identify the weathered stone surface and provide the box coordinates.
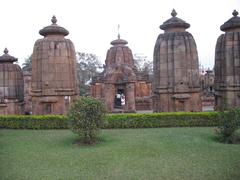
[23,70,32,114]
[153,9,201,112]
[215,10,240,109]
[31,16,79,115]
[0,49,24,114]
[91,35,152,112]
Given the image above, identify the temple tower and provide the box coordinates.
[31,16,79,115]
[215,10,240,109]
[0,48,24,114]
[153,9,201,112]
[103,35,137,112]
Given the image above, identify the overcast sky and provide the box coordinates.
[0,0,239,69]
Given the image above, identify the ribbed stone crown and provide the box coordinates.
[39,16,69,36]
[160,9,190,30]
[220,10,240,31]
[0,48,18,63]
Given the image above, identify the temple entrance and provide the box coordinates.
[175,100,185,112]
[114,85,125,108]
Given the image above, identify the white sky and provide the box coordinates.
[0,0,239,69]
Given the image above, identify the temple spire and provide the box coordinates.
[171,9,177,17]
[4,48,8,54]
[118,24,120,39]
[232,10,239,17]
[51,15,57,24]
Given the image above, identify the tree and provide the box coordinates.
[76,52,103,95]
[133,54,153,75]
[68,97,106,144]
[22,55,32,71]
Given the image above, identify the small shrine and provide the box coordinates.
[31,16,79,115]
[91,31,152,112]
[215,10,240,109]
[0,48,24,114]
[153,9,201,112]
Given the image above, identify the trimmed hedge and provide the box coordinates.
[0,112,223,129]
[104,112,221,128]
[0,115,68,129]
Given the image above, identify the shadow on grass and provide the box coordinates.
[57,132,118,149]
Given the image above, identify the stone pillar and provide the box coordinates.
[104,83,115,112]
[125,82,136,112]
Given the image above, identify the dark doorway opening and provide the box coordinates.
[115,87,125,108]
[44,103,52,114]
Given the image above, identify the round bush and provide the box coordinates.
[68,97,106,144]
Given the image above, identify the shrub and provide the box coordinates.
[216,108,240,143]
[68,97,106,144]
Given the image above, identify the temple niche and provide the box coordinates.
[152,9,201,112]
[215,10,240,110]
[91,34,152,112]
[31,16,79,115]
[0,48,24,114]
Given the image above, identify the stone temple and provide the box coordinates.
[91,34,152,112]
[0,48,24,114]
[152,9,201,112]
[31,16,79,115]
[215,10,240,110]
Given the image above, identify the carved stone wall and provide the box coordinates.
[153,9,201,112]
[215,10,240,109]
[31,16,79,115]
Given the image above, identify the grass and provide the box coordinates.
[0,128,240,180]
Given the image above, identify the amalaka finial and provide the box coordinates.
[117,24,120,39]
[51,15,57,24]
[171,9,177,17]
[4,48,8,54]
[232,10,239,17]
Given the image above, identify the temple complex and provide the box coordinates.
[215,10,240,110]
[0,48,24,114]
[31,16,79,115]
[91,34,152,112]
[152,9,201,112]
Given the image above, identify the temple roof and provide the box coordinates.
[160,9,190,30]
[220,10,240,31]
[39,16,69,36]
[0,48,18,63]
[111,38,128,46]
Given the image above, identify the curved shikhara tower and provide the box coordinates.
[31,16,79,115]
[153,9,201,112]
[0,49,24,114]
[215,10,240,110]
[103,36,137,112]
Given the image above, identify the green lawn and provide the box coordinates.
[0,128,240,180]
